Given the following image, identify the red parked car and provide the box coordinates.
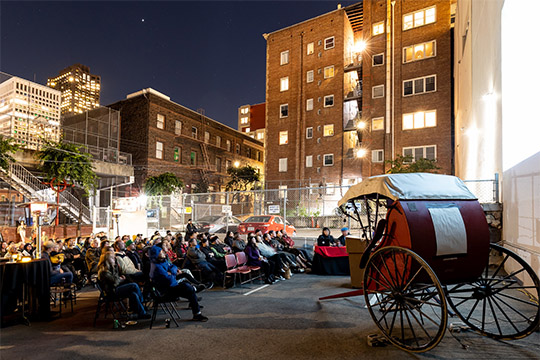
[238,215,296,236]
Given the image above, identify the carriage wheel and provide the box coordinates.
[363,246,448,352]
[446,243,540,339]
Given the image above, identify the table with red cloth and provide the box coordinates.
[311,245,350,275]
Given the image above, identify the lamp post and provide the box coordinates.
[29,201,48,259]
[112,209,121,237]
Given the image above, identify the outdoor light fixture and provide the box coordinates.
[29,202,48,215]
[356,121,367,130]
[355,40,367,53]
[356,149,368,158]
[234,161,240,168]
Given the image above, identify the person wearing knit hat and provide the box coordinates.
[337,227,349,247]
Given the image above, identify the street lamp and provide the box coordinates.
[112,209,121,237]
[234,161,240,168]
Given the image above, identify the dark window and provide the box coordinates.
[403,81,413,96]
[373,54,384,66]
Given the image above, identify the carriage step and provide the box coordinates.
[449,322,471,333]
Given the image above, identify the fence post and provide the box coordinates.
[494,173,500,203]
[181,193,186,231]
[283,188,287,227]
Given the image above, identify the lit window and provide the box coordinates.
[402,110,437,130]
[372,85,384,99]
[307,70,314,83]
[256,132,264,140]
[323,154,334,166]
[279,158,288,172]
[174,147,180,162]
[306,98,313,111]
[372,53,384,66]
[280,104,289,118]
[175,120,182,135]
[403,6,436,31]
[216,135,222,148]
[156,141,163,159]
[372,149,384,163]
[307,42,314,55]
[403,75,436,96]
[190,151,197,165]
[324,95,334,107]
[240,116,249,124]
[324,36,335,50]
[372,117,384,131]
[204,131,210,143]
[279,131,288,145]
[323,124,334,137]
[280,50,289,65]
[323,66,335,79]
[240,107,249,114]
[280,77,289,91]
[403,145,436,161]
[157,114,164,129]
[226,140,231,151]
[306,127,313,139]
[306,155,313,168]
[245,127,250,133]
[191,126,198,138]
[373,21,384,36]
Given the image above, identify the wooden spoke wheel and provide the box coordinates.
[446,243,540,339]
[363,246,448,352]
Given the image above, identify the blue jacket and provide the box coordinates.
[148,246,177,293]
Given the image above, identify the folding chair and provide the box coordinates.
[93,281,128,327]
[224,254,250,288]
[149,285,182,329]
[235,252,263,283]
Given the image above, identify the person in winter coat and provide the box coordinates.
[148,245,208,322]
[317,227,336,246]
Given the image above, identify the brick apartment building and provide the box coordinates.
[108,88,264,193]
[238,103,266,143]
[264,1,454,189]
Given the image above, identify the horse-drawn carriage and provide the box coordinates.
[333,173,539,352]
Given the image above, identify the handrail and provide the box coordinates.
[8,163,91,222]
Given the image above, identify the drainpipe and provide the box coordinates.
[385,0,392,170]
[391,1,396,161]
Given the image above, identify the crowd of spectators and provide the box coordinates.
[0,224,316,322]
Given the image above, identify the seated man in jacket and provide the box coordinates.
[148,245,208,322]
[125,239,143,272]
[199,237,226,272]
[187,238,223,285]
[42,240,73,286]
[114,239,145,283]
[85,238,101,275]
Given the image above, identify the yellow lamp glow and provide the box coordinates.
[30,202,48,214]
[356,149,368,158]
[234,161,240,168]
[356,121,367,130]
[355,40,367,53]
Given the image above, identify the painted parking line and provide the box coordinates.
[243,284,269,296]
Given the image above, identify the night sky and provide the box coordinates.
[1,1,355,129]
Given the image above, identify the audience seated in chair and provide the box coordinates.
[148,245,208,322]
[97,250,150,320]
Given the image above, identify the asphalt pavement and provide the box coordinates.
[1,273,538,360]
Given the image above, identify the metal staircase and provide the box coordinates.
[0,163,92,224]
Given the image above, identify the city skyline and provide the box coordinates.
[1,1,355,129]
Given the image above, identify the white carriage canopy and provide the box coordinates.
[338,173,477,206]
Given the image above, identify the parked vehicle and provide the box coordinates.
[194,215,242,233]
[238,215,296,236]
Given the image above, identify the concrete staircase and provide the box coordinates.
[0,163,92,224]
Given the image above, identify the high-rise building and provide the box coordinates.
[238,103,266,143]
[0,75,61,149]
[264,1,454,189]
[47,64,101,116]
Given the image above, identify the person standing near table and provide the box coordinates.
[186,219,198,233]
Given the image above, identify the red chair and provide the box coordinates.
[236,252,263,283]
[224,254,250,288]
